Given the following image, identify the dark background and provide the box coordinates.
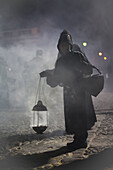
[1,0,113,69]
[0,0,113,47]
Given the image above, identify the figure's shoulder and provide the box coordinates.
[71,51,89,63]
[71,51,84,58]
[71,51,91,64]
[72,44,81,52]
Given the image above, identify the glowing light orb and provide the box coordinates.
[99,52,103,56]
[83,42,87,47]
[104,57,107,60]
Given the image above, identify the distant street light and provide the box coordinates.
[104,57,107,60]
[82,42,88,47]
[99,52,103,56]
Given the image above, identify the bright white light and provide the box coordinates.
[99,52,103,56]
[83,42,87,47]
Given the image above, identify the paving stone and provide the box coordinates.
[0,107,113,169]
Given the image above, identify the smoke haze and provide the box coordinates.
[0,0,113,130]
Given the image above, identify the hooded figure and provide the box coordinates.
[40,30,96,149]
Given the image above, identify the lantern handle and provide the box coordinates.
[34,76,47,106]
[42,78,47,105]
[35,76,41,104]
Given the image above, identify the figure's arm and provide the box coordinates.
[40,69,54,77]
[39,58,62,87]
[47,58,68,87]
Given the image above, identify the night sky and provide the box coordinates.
[0,0,113,56]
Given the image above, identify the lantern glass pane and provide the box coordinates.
[31,111,48,127]
[39,111,48,126]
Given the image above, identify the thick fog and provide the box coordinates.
[0,0,113,131]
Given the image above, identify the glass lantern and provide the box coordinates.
[32,100,48,134]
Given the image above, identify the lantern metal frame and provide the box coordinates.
[32,77,48,134]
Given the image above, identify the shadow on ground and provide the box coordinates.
[0,146,73,169]
[0,146,113,169]
[1,130,66,146]
[55,147,113,170]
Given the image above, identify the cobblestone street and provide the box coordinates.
[0,93,113,169]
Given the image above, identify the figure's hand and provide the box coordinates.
[39,71,48,77]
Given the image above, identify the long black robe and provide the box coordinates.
[47,51,96,134]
